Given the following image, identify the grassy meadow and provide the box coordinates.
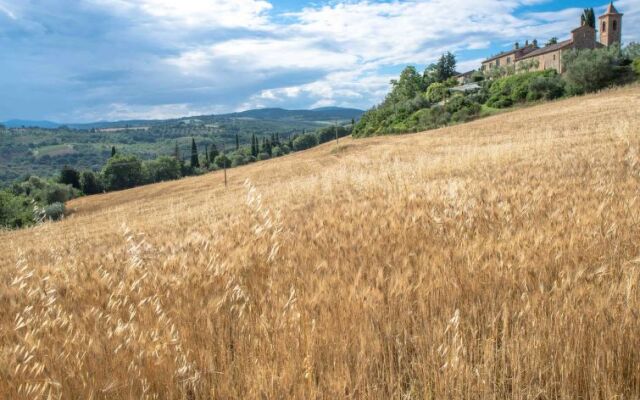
[1,85,640,399]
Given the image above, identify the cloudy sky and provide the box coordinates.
[0,0,637,122]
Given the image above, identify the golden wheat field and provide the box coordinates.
[1,86,640,399]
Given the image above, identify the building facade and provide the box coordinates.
[481,2,623,75]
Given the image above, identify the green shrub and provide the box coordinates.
[80,171,103,195]
[445,96,478,114]
[623,42,640,61]
[633,59,640,76]
[316,126,350,144]
[426,83,447,103]
[487,70,556,108]
[257,153,271,161]
[59,165,81,189]
[230,154,247,167]
[45,184,74,204]
[214,154,230,169]
[11,176,78,205]
[563,46,623,95]
[490,96,513,109]
[527,74,565,101]
[43,202,65,221]
[143,156,181,183]
[293,134,318,151]
[272,147,283,157]
[451,103,481,123]
[102,154,144,191]
[0,190,33,228]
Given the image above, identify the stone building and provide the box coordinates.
[480,2,623,75]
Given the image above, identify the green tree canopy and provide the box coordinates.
[190,138,200,168]
[59,165,81,189]
[80,171,103,195]
[563,45,623,95]
[423,52,457,86]
[0,190,33,228]
[581,8,595,28]
[102,154,144,191]
[214,154,230,169]
[293,134,318,151]
[144,156,182,183]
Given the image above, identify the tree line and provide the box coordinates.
[354,43,640,137]
[1,123,354,229]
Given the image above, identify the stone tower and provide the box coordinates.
[599,2,623,47]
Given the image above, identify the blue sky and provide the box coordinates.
[0,0,637,122]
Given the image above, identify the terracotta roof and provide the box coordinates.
[454,70,475,78]
[482,45,537,63]
[603,2,621,15]
[571,24,595,34]
[482,49,520,63]
[518,39,573,60]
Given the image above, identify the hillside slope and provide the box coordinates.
[2,86,640,399]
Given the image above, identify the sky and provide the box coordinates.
[0,0,638,122]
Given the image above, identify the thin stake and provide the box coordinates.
[222,142,227,188]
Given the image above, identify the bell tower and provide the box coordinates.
[599,2,623,47]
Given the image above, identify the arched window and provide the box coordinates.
[613,20,617,31]
[602,21,607,32]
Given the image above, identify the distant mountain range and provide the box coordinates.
[1,107,364,130]
[2,119,63,129]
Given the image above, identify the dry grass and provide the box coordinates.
[1,86,640,399]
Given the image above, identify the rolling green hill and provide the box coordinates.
[0,107,363,185]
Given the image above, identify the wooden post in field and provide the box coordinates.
[335,121,339,145]
[222,142,227,188]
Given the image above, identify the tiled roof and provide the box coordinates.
[604,2,621,15]
[517,39,573,60]
[454,70,475,78]
[483,48,520,63]
[482,45,537,63]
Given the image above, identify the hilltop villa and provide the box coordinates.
[478,2,623,75]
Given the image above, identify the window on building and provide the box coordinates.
[613,20,617,31]
[507,57,511,64]
[602,21,607,32]
[553,55,556,61]
[496,59,500,67]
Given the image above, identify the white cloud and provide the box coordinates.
[87,0,273,29]
[205,0,587,112]
[617,0,639,43]
[3,0,639,121]
[167,38,359,76]
[64,102,227,122]
[242,68,395,111]
[0,1,16,19]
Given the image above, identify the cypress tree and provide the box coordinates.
[204,144,210,167]
[209,143,219,161]
[191,138,200,168]
[251,135,258,157]
[174,141,180,160]
[111,146,117,157]
[235,133,239,151]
